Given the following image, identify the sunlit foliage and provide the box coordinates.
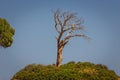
[11,61,118,80]
[0,18,15,48]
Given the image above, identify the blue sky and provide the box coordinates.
[0,0,120,79]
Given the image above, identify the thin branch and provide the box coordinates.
[55,23,60,33]
[63,26,83,33]
[54,14,60,33]
[57,31,63,43]
[54,10,64,33]
[63,34,87,42]
[63,13,75,26]
[56,15,63,27]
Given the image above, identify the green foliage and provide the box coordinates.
[11,61,118,80]
[0,18,15,48]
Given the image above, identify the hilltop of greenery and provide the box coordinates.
[11,61,118,80]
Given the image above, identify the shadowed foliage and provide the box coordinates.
[11,61,118,80]
[0,18,15,48]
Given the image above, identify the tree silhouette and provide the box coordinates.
[0,18,15,48]
[54,9,89,67]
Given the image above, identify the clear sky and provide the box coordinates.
[0,0,120,79]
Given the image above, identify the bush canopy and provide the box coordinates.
[11,61,118,80]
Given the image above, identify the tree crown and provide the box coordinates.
[0,18,15,48]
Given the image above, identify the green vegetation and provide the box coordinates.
[11,61,118,80]
[0,18,15,48]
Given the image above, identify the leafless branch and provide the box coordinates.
[54,13,60,33]
[54,9,89,46]
[63,34,87,42]
[63,26,83,33]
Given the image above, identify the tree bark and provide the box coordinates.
[56,44,64,67]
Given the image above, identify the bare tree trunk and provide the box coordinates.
[56,44,64,67]
[54,9,88,67]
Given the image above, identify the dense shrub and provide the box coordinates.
[11,61,118,80]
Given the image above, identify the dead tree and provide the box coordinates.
[54,9,88,67]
